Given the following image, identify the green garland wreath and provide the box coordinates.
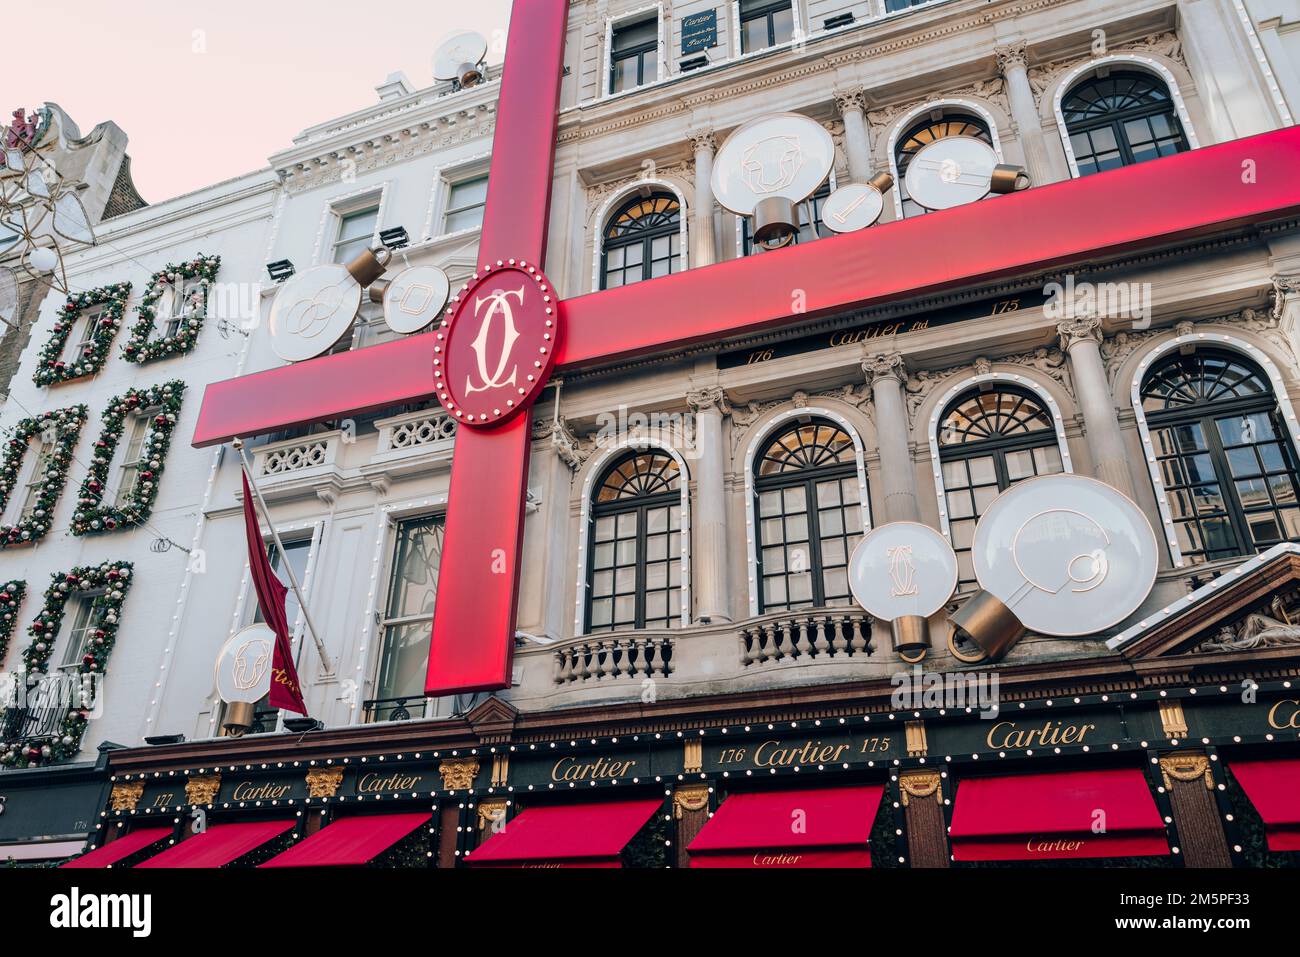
[0,405,88,548]
[0,581,25,667]
[122,255,221,363]
[33,283,132,387]
[71,381,185,536]
[1,562,133,769]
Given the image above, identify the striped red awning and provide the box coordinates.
[469,798,661,868]
[60,827,172,869]
[688,785,885,868]
[260,812,429,867]
[136,820,294,869]
[1231,758,1300,851]
[950,767,1169,861]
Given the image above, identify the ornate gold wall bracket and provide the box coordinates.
[109,781,145,812]
[439,758,481,791]
[305,766,345,798]
[673,784,710,819]
[1159,753,1214,791]
[185,773,221,806]
[899,769,942,806]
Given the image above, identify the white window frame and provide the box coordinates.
[1052,55,1200,180]
[925,372,1074,544]
[9,437,53,525]
[602,3,667,100]
[159,277,206,339]
[62,303,105,365]
[107,408,156,508]
[740,406,871,618]
[58,593,105,673]
[312,184,389,268]
[591,177,691,293]
[440,172,491,237]
[732,0,802,58]
[1129,331,1300,568]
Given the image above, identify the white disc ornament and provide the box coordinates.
[848,521,958,621]
[968,474,1158,637]
[214,624,276,704]
[904,135,1001,211]
[268,263,362,362]
[821,182,886,233]
[382,264,451,334]
[711,112,835,216]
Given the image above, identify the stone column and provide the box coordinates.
[541,416,582,639]
[995,41,1054,187]
[1057,316,1135,498]
[689,130,717,268]
[687,386,732,623]
[834,88,873,183]
[1158,752,1233,867]
[1177,0,1281,140]
[863,352,920,522]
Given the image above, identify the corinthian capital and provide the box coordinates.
[1272,273,1300,319]
[1056,315,1103,352]
[834,88,867,115]
[686,386,730,416]
[994,41,1029,74]
[862,351,907,385]
[687,128,716,154]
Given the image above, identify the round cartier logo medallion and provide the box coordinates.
[435,259,560,427]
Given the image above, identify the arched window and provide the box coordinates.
[1062,71,1188,176]
[600,192,682,289]
[586,450,683,632]
[1140,349,1300,565]
[938,386,1065,587]
[894,112,993,218]
[754,420,863,612]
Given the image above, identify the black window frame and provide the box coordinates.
[609,16,659,94]
[753,420,863,613]
[1062,70,1189,176]
[585,450,684,633]
[738,0,795,53]
[1141,348,1300,565]
[599,191,683,290]
[937,385,1065,588]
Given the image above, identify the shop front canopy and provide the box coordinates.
[60,827,172,869]
[1231,758,1300,852]
[687,784,885,867]
[469,797,662,868]
[135,820,294,869]
[260,812,429,867]
[949,767,1169,861]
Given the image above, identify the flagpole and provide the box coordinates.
[233,438,334,677]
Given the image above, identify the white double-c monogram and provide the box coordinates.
[465,285,524,395]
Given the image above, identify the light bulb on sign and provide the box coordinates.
[950,474,1158,663]
[711,112,835,250]
[848,521,957,662]
[904,136,1029,211]
[267,247,391,362]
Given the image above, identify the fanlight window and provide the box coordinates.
[1062,71,1188,176]
[601,192,682,289]
[938,387,1064,587]
[754,421,863,612]
[587,451,683,632]
[1140,349,1300,565]
[894,114,993,218]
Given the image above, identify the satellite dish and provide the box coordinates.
[904,136,1028,211]
[820,173,894,234]
[950,474,1158,662]
[434,30,489,87]
[711,112,834,249]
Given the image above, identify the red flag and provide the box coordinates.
[241,471,308,715]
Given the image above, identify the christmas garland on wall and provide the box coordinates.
[71,381,186,536]
[0,405,88,548]
[0,581,26,668]
[122,255,221,363]
[33,283,132,387]
[1,562,132,769]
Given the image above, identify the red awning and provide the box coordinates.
[61,827,172,869]
[950,767,1169,861]
[469,797,661,868]
[136,820,294,869]
[1231,758,1300,851]
[259,812,429,868]
[687,785,884,868]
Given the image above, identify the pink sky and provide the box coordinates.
[8,0,514,203]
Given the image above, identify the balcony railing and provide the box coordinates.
[739,609,874,667]
[553,634,674,685]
